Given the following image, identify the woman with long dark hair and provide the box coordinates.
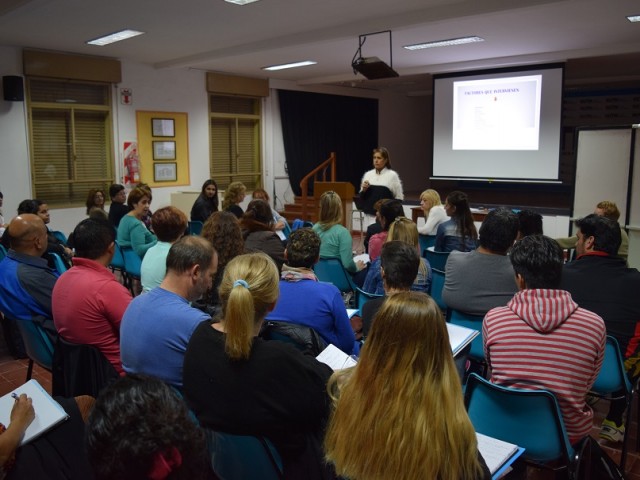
[435,190,478,252]
[190,179,219,223]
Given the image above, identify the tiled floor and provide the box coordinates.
[0,336,51,397]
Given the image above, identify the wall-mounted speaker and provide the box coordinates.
[3,75,24,102]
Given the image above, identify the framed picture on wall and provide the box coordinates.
[154,162,177,182]
[151,118,175,137]
[152,141,176,160]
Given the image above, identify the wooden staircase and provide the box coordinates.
[278,152,337,223]
[280,196,319,224]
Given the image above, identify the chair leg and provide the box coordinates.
[636,388,640,453]
[25,359,33,382]
[619,394,633,472]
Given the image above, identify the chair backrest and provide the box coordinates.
[188,220,204,236]
[465,373,574,464]
[429,269,447,311]
[424,247,450,271]
[591,335,633,395]
[110,240,126,271]
[206,430,283,480]
[121,246,142,278]
[355,286,383,312]
[49,252,68,274]
[51,230,68,244]
[447,308,485,362]
[14,318,55,371]
[314,257,356,293]
[52,336,119,397]
[418,234,436,255]
[260,320,327,356]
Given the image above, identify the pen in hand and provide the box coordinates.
[11,393,18,401]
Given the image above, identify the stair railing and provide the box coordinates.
[299,152,336,221]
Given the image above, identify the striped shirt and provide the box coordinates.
[483,289,606,444]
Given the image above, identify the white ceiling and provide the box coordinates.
[1,0,639,94]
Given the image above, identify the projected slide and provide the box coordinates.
[452,75,541,150]
[432,64,563,181]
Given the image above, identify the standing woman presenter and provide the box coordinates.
[360,147,404,201]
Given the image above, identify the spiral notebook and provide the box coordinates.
[0,379,69,445]
[476,432,525,479]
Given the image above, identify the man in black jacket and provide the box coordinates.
[561,214,640,443]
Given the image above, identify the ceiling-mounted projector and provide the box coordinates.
[352,56,399,80]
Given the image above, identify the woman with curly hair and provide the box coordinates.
[325,292,491,480]
[435,190,478,253]
[222,181,246,219]
[240,199,285,270]
[87,374,211,480]
[197,211,245,314]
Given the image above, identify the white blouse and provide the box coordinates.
[417,204,449,235]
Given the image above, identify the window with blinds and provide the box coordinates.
[27,79,113,206]
[209,95,261,190]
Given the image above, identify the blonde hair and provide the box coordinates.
[222,182,246,210]
[316,191,342,231]
[325,293,483,480]
[387,217,426,280]
[596,200,620,221]
[420,189,442,214]
[218,253,279,360]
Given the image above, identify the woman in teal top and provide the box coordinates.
[117,186,157,258]
[312,191,366,275]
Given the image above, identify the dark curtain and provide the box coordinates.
[278,90,378,196]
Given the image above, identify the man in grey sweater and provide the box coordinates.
[442,208,519,316]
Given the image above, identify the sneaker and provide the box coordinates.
[599,419,625,443]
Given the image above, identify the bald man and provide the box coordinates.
[0,214,58,335]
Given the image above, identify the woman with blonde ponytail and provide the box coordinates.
[183,252,334,479]
[325,292,491,480]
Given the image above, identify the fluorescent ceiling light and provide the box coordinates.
[86,29,145,46]
[262,61,317,71]
[627,15,640,22]
[403,36,484,50]
[224,0,261,4]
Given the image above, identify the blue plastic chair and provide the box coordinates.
[314,257,356,294]
[205,430,283,480]
[447,308,487,376]
[49,252,68,274]
[355,285,383,312]
[121,246,142,295]
[424,247,450,271]
[465,373,578,476]
[418,234,436,256]
[188,220,204,235]
[13,318,55,382]
[590,335,636,471]
[51,230,68,244]
[429,269,447,311]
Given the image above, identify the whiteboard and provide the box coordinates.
[573,129,632,222]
